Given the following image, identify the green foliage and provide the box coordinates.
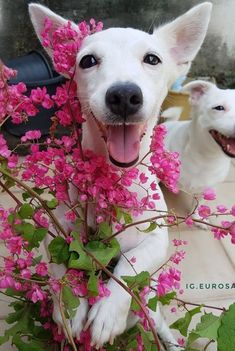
[137,222,158,233]
[147,296,158,312]
[0,300,53,350]
[18,204,34,219]
[122,271,150,290]
[48,236,70,264]
[22,187,44,201]
[186,312,221,348]
[218,303,235,351]
[170,306,201,337]
[115,207,133,224]
[122,272,150,312]
[158,291,176,305]
[87,272,99,297]
[15,224,47,249]
[62,285,80,319]
[98,221,112,239]
[46,198,58,209]
[137,324,155,351]
[69,232,120,271]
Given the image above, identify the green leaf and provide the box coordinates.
[32,187,44,195]
[170,306,201,337]
[87,272,99,297]
[148,296,158,312]
[187,332,200,347]
[137,324,155,351]
[122,271,150,290]
[194,313,221,341]
[115,207,133,224]
[19,226,47,249]
[62,285,80,319]
[98,222,112,239]
[12,335,51,351]
[127,339,138,350]
[85,240,120,267]
[18,204,34,219]
[137,222,158,233]
[69,236,93,270]
[69,233,120,271]
[0,335,9,346]
[123,211,133,225]
[48,237,70,264]
[46,198,58,209]
[15,222,34,236]
[22,188,44,201]
[8,213,15,224]
[158,291,176,305]
[130,291,141,311]
[218,303,235,351]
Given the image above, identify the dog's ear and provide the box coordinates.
[182,80,215,105]
[29,3,78,70]
[154,2,212,77]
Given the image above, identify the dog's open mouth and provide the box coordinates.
[210,130,235,158]
[107,124,146,167]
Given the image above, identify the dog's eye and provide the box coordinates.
[212,105,225,111]
[79,55,98,69]
[143,54,162,65]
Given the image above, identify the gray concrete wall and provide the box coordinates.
[0,0,235,86]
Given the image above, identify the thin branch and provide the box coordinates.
[175,298,227,312]
[59,290,77,351]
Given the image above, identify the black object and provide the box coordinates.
[6,51,53,83]
[4,51,66,137]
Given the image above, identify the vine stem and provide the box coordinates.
[59,289,77,351]
[84,249,162,351]
[175,298,227,312]
[102,212,229,243]
[0,167,67,237]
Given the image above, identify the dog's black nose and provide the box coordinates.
[105,82,143,117]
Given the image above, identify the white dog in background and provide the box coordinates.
[29,3,212,350]
[163,81,234,196]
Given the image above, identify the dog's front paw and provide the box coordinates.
[85,294,130,348]
[52,296,88,340]
[71,298,89,339]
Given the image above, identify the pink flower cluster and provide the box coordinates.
[149,124,181,193]
[41,17,103,77]
[156,267,181,296]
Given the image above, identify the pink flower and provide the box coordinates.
[171,307,176,313]
[185,216,194,227]
[170,250,186,264]
[21,130,41,142]
[139,172,148,184]
[27,285,47,303]
[216,204,227,213]
[177,338,185,347]
[203,188,216,200]
[198,205,211,219]
[231,205,235,216]
[35,262,48,276]
[34,210,49,228]
[130,256,137,263]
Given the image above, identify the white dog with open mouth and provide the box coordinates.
[163,81,234,195]
[29,3,212,350]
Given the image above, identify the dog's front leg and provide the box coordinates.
[86,227,169,348]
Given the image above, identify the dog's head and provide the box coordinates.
[183,80,235,158]
[29,3,212,167]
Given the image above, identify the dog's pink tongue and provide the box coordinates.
[107,124,140,164]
